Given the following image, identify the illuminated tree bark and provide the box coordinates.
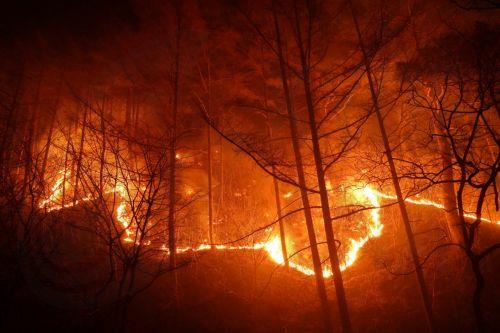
[272,4,333,332]
[22,78,41,199]
[266,119,289,268]
[218,134,224,222]
[431,94,463,246]
[99,95,107,194]
[62,122,73,205]
[348,1,437,332]
[271,167,288,267]
[453,64,498,333]
[289,1,352,332]
[208,113,214,246]
[39,93,59,189]
[73,103,87,204]
[168,3,182,268]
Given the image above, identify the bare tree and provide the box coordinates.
[347,1,437,331]
[403,23,499,332]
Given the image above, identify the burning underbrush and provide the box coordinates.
[1,197,498,332]
[2,146,499,331]
[35,168,392,278]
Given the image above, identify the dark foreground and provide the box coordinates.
[0,205,499,333]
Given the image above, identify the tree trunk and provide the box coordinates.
[73,104,88,204]
[22,108,35,200]
[40,83,61,185]
[125,88,132,132]
[167,93,178,270]
[266,119,289,268]
[435,122,463,244]
[262,75,289,268]
[168,2,182,269]
[291,2,352,332]
[471,256,486,333]
[39,98,58,189]
[207,121,214,245]
[272,4,333,331]
[218,134,224,222]
[133,92,140,138]
[348,2,437,332]
[430,93,463,245]
[100,96,107,195]
[22,78,41,199]
[62,123,72,206]
[271,165,289,268]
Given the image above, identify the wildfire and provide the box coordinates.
[39,170,137,242]
[38,170,101,212]
[38,170,67,211]
[184,186,194,196]
[264,236,333,277]
[371,189,499,225]
[38,169,497,279]
[115,184,135,243]
[338,185,383,272]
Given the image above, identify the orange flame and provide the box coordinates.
[371,189,499,225]
[39,169,497,278]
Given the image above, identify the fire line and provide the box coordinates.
[38,171,498,278]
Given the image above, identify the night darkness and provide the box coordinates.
[0,1,498,332]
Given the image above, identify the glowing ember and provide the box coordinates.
[115,185,134,242]
[39,172,137,242]
[338,185,383,271]
[184,186,194,196]
[38,170,67,211]
[326,180,333,191]
[371,189,499,225]
[264,236,333,277]
[39,170,497,278]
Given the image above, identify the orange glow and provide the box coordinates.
[39,170,497,278]
[38,170,67,211]
[339,185,383,271]
[39,171,138,243]
[184,186,194,196]
[371,189,499,225]
[264,236,333,277]
[326,180,333,191]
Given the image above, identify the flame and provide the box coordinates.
[116,189,134,242]
[39,171,137,242]
[283,191,293,199]
[371,189,499,225]
[338,185,383,272]
[39,168,497,278]
[154,185,383,278]
[264,236,333,277]
[326,180,333,191]
[38,170,67,211]
[184,186,194,196]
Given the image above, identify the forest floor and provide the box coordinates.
[0,205,499,333]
